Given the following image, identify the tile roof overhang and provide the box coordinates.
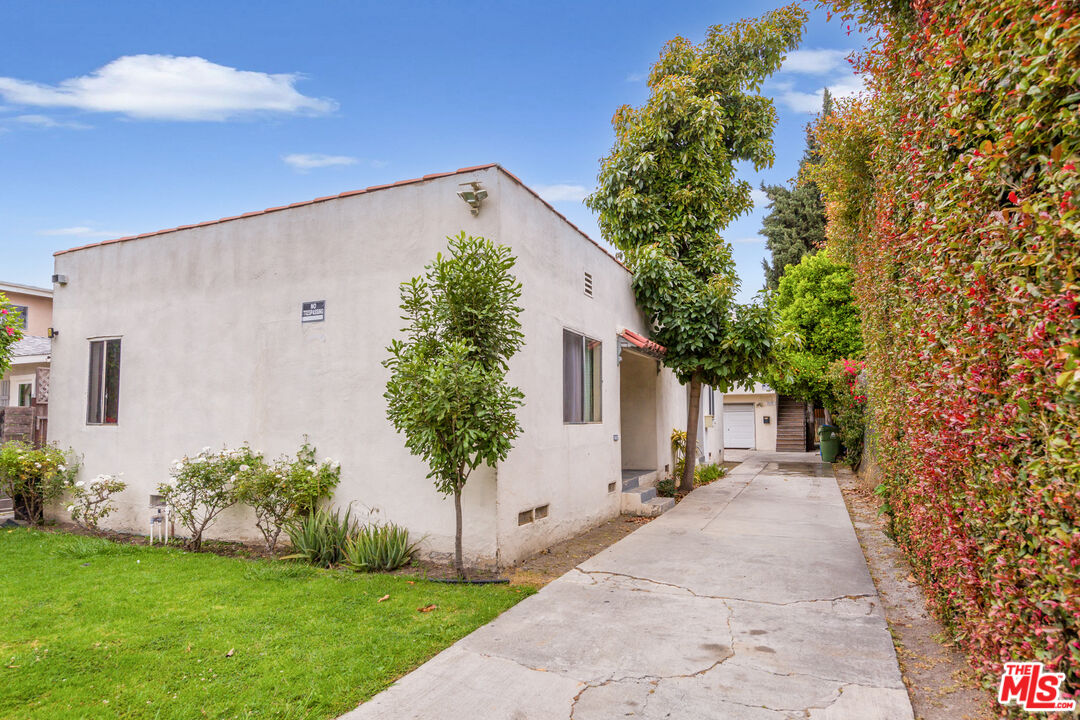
[618,329,666,358]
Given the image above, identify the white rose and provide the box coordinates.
[66,505,75,513]
[239,464,249,472]
[201,446,211,455]
[75,480,85,488]
[58,465,67,472]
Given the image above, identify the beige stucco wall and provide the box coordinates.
[49,166,701,567]
[723,391,777,452]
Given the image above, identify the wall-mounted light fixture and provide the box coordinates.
[456,181,488,216]
[47,327,58,338]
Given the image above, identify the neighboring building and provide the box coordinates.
[0,281,52,409]
[48,164,724,567]
[722,382,777,451]
[723,383,816,452]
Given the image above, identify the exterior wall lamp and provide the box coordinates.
[457,181,488,216]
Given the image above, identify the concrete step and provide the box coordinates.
[621,469,657,492]
[621,481,676,517]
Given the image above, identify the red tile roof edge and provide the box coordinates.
[619,329,667,355]
[51,163,629,275]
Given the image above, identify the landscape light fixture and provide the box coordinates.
[457,181,488,216]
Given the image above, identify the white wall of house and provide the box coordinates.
[48,165,709,567]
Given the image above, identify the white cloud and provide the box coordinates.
[771,74,866,114]
[283,153,358,171]
[731,236,765,244]
[10,114,90,129]
[781,49,851,75]
[37,226,124,238]
[750,187,770,208]
[0,55,336,121]
[534,183,589,203]
[625,72,647,83]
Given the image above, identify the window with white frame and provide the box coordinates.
[87,338,121,425]
[562,329,601,423]
[0,380,8,406]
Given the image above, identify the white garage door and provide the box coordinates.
[723,404,755,449]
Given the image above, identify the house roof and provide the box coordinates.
[619,329,666,356]
[0,281,52,298]
[10,335,50,357]
[53,164,628,273]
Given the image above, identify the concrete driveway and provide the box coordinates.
[341,451,914,719]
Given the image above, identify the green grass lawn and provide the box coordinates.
[0,528,533,719]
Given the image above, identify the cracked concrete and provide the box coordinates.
[339,451,914,719]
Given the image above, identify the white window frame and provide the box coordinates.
[87,337,122,425]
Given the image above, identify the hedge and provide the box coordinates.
[812,0,1079,709]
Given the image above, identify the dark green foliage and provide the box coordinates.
[655,478,676,498]
[760,91,831,289]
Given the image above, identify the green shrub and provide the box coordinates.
[655,478,676,498]
[284,507,357,568]
[159,446,261,550]
[52,535,141,559]
[693,463,723,486]
[235,440,341,553]
[343,523,419,572]
[0,441,78,524]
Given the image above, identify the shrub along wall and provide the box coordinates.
[814,0,1079,705]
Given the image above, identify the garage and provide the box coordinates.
[723,403,756,449]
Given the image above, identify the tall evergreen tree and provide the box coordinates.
[760,89,831,290]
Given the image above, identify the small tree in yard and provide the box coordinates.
[383,232,524,577]
[588,5,805,492]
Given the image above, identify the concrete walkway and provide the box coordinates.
[342,452,914,719]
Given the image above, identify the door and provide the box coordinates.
[723,404,755,449]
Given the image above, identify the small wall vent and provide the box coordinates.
[583,271,593,297]
[518,503,551,526]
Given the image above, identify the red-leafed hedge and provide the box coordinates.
[813,0,1080,709]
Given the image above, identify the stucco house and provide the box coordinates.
[48,164,725,567]
[723,383,818,452]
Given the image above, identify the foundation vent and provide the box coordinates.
[518,503,551,526]
[583,271,593,297]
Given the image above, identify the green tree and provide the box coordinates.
[383,232,525,577]
[760,89,832,289]
[767,249,862,402]
[588,5,806,492]
[0,293,25,378]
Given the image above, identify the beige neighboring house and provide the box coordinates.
[722,382,778,451]
[48,164,725,567]
[0,281,52,409]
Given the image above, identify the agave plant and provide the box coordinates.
[343,522,419,572]
[283,507,356,568]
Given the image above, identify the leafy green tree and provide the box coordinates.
[760,89,832,289]
[0,293,25,378]
[767,249,862,401]
[588,5,806,492]
[383,232,525,577]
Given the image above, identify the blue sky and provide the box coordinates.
[0,1,864,301]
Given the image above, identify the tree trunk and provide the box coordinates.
[453,486,464,578]
[681,374,702,493]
